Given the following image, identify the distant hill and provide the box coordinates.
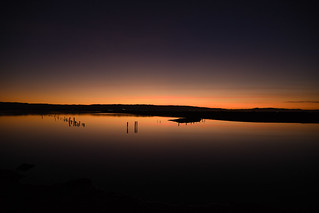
[1,102,319,123]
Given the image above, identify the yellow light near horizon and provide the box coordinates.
[2,94,319,109]
[1,81,319,109]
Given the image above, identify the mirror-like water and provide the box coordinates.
[1,114,319,203]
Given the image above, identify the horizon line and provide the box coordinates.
[1,101,318,111]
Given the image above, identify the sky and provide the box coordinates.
[1,0,319,109]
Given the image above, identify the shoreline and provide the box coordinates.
[1,102,319,123]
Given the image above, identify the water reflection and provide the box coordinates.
[134,121,138,133]
[40,114,211,132]
[41,114,211,133]
[1,113,319,207]
[41,114,147,134]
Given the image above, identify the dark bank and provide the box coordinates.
[1,102,319,123]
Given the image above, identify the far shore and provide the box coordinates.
[1,102,319,123]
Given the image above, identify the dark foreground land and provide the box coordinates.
[1,165,318,213]
[1,102,319,123]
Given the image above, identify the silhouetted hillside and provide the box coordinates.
[1,102,319,123]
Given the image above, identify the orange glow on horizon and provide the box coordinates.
[1,94,319,110]
[1,79,319,110]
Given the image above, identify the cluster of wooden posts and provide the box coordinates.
[126,121,138,134]
[42,114,86,127]
[64,117,85,127]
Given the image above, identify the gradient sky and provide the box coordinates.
[1,0,319,109]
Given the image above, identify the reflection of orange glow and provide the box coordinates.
[1,114,318,143]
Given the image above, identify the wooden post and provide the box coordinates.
[134,121,138,133]
[127,122,129,134]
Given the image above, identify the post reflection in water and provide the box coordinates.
[134,121,138,133]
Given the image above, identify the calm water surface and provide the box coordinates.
[1,113,319,202]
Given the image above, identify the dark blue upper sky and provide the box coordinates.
[1,0,319,108]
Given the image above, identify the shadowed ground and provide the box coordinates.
[1,165,318,213]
